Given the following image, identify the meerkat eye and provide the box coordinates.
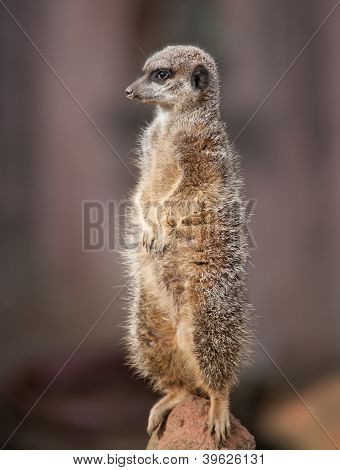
[151,69,172,84]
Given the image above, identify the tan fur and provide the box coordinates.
[124,45,251,446]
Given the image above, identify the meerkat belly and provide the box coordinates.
[165,207,222,287]
[138,259,200,391]
[175,312,202,390]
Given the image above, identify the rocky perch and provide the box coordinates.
[147,395,256,450]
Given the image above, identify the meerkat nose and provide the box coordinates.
[125,87,134,98]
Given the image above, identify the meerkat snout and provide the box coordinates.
[125,45,220,110]
[125,86,134,98]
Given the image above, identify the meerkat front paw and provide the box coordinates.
[142,226,167,255]
[142,226,156,253]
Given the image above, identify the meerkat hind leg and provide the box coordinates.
[147,389,187,435]
[208,386,231,446]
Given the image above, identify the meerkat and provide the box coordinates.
[124,45,251,446]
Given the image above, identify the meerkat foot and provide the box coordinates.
[147,389,187,435]
[208,407,231,446]
[208,388,231,447]
[147,405,166,435]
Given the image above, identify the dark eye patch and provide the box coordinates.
[150,69,173,84]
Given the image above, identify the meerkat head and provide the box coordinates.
[125,45,220,112]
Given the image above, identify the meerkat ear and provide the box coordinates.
[191,64,209,91]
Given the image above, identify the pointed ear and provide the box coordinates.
[191,64,209,91]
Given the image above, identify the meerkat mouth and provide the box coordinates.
[125,88,161,104]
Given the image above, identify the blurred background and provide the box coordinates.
[1,0,340,450]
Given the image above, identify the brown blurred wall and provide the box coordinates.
[0,0,339,394]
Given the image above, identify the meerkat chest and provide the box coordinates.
[141,133,182,203]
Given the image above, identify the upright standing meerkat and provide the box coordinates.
[124,45,251,445]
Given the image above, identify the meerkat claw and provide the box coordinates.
[209,410,231,447]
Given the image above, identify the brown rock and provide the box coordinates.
[146,395,256,450]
